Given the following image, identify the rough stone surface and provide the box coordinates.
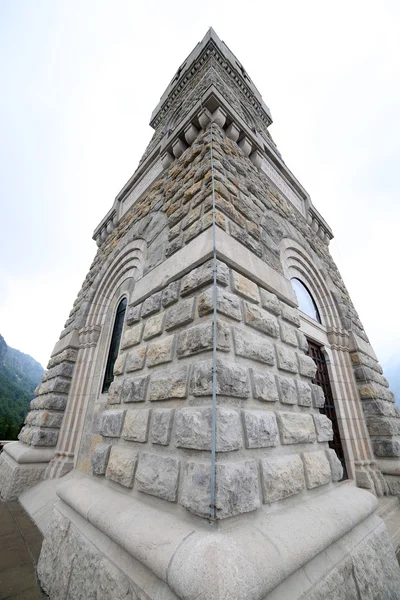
[135,452,179,501]
[280,322,298,347]
[216,460,260,518]
[175,406,243,451]
[0,454,46,501]
[276,346,298,374]
[162,280,180,307]
[151,408,174,445]
[126,304,141,325]
[181,461,211,518]
[165,297,195,330]
[276,376,298,405]
[122,409,150,442]
[243,302,279,337]
[298,353,317,378]
[280,304,301,327]
[106,446,137,487]
[314,413,334,442]
[198,287,242,321]
[180,259,229,295]
[121,324,143,350]
[234,327,275,364]
[260,454,305,503]
[120,375,149,403]
[108,381,122,404]
[311,383,325,408]
[147,335,174,367]
[372,439,400,457]
[260,288,281,315]
[325,448,344,482]
[125,347,147,372]
[231,271,260,303]
[297,330,309,353]
[243,410,279,448]
[296,381,312,407]
[276,412,316,444]
[302,450,331,488]
[99,410,125,438]
[141,292,162,317]
[148,366,188,401]
[251,370,279,402]
[191,358,250,398]
[366,416,400,436]
[177,321,230,357]
[91,443,111,475]
[143,313,165,340]
[113,353,126,375]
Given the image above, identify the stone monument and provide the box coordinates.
[1,28,400,599]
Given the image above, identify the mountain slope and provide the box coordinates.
[0,334,45,439]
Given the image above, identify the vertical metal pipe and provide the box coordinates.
[209,121,218,521]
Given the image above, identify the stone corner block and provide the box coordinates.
[260,454,305,503]
[105,446,137,488]
[135,452,180,502]
[302,450,331,489]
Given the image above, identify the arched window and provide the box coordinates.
[102,298,127,393]
[291,278,321,323]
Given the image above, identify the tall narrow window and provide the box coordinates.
[291,278,321,323]
[102,298,127,393]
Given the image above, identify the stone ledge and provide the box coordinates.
[3,441,55,464]
[56,474,377,600]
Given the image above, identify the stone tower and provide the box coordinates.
[1,29,400,599]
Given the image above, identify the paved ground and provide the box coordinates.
[0,501,45,599]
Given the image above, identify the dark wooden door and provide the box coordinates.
[307,340,348,480]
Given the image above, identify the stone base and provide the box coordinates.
[36,472,400,600]
[0,442,54,501]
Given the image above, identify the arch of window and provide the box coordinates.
[291,277,321,323]
[102,297,127,393]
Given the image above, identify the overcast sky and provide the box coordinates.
[1,1,399,387]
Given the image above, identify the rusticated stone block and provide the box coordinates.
[120,375,149,403]
[162,280,180,307]
[250,370,279,402]
[314,413,334,442]
[91,443,111,475]
[359,382,395,402]
[276,376,297,405]
[125,347,147,372]
[243,410,279,448]
[216,460,260,518]
[143,313,164,340]
[280,323,298,347]
[191,358,250,398]
[177,321,230,357]
[362,400,400,418]
[243,302,279,338]
[297,330,309,352]
[260,288,281,316]
[366,416,400,436]
[120,324,143,350]
[122,409,150,442]
[310,383,325,408]
[296,381,312,407]
[276,412,316,444]
[25,411,63,428]
[99,410,125,437]
[135,453,179,502]
[198,287,242,321]
[276,346,298,374]
[165,297,195,331]
[302,451,331,488]
[42,362,74,381]
[108,381,122,404]
[260,454,305,503]
[47,348,77,369]
[148,366,188,401]
[325,448,343,482]
[106,446,137,488]
[126,304,141,325]
[147,335,174,367]
[30,394,67,411]
[372,439,400,457]
[181,461,211,518]
[180,259,229,295]
[113,354,126,376]
[175,406,242,451]
[18,426,59,447]
[298,353,317,378]
[280,304,301,327]
[141,292,162,317]
[231,271,260,303]
[151,408,174,445]
[233,327,275,365]
[35,377,70,396]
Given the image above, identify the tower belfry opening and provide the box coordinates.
[1,27,400,600]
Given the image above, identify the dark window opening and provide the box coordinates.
[102,298,127,393]
[291,278,321,323]
[307,340,348,481]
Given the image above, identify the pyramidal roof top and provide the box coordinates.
[150,28,272,129]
